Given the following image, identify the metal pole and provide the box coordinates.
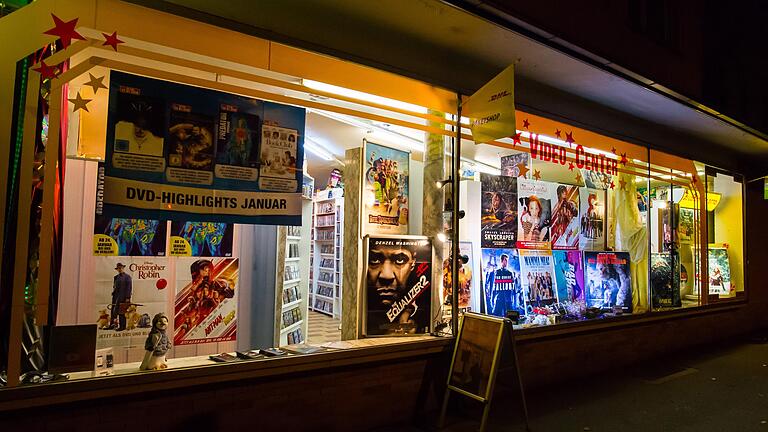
[451,95,462,336]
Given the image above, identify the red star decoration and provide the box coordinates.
[620,152,628,166]
[33,60,59,80]
[522,118,530,129]
[619,179,627,190]
[565,131,575,146]
[512,132,522,148]
[609,181,615,189]
[555,129,562,139]
[533,170,541,181]
[611,147,617,154]
[568,161,575,171]
[516,162,529,178]
[102,31,125,51]
[691,174,698,184]
[43,14,86,49]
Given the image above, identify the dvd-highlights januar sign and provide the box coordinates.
[99,71,305,225]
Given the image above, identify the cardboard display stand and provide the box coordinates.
[439,312,529,432]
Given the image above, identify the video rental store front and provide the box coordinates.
[0,1,764,430]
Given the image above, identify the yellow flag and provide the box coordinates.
[463,64,516,144]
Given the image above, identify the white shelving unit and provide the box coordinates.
[310,188,344,319]
[275,177,313,346]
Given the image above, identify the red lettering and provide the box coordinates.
[576,145,585,168]
[559,147,566,165]
[542,143,551,161]
[611,159,618,175]
[530,134,540,159]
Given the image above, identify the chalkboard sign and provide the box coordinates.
[446,313,505,402]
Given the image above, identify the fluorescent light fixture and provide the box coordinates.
[305,137,334,161]
[309,109,424,152]
[302,79,427,114]
[459,157,501,175]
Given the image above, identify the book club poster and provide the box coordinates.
[365,236,431,336]
[99,71,305,226]
[363,141,409,235]
[94,256,169,350]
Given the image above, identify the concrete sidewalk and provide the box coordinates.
[375,336,768,432]
[448,338,768,432]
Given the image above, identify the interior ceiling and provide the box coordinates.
[134,0,768,173]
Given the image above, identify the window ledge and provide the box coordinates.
[513,301,746,342]
[0,336,451,412]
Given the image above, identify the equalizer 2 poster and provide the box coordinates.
[364,236,431,336]
[174,258,238,345]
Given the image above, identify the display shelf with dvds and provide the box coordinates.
[274,187,313,347]
[310,188,344,319]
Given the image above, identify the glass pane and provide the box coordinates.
[705,168,744,301]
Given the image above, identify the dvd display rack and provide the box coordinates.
[275,185,313,346]
[309,188,344,319]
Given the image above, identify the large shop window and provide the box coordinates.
[10,50,459,385]
[460,114,745,329]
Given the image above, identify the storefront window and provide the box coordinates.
[19,48,458,383]
[703,166,745,301]
[458,112,721,329]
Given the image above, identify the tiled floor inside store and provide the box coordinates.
[306,310,342,344]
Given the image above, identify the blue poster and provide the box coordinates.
[99,71,305,225]
[481,248,525,317]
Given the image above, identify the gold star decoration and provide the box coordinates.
[575,171,583,183]
[533,169,541,181]
[516,162,529,178]
[619,178,627,190]
[68,91,91,112]
[84,73,107,94]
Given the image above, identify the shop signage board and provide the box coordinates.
[463,64,516,144]
[99,71,305,225]
[440,313,529,432]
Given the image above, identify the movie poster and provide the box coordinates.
[169,221,233,257]
[259,124,299,192]
[174,258,238,345]
[93,215,167,256]
[102,71,305,226]
[363,142,410,235]
[579,187,605,250]
[650,253,682,308]
[166,106,216,185]
[517,179,554,249]
[364,236,431,336]
[584,251,632,312]
[94,257,169,350]
[500,153,530,178]
[708,247,731,295]
[552,250,585,304]
[442,241,474,310]
[550,184,580,249]
[480,173,517,248]
[519,249,557,309]
[678,208,695,243]
[215,107,260,182]
[481,248,525,317]
[111,90,165,162]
